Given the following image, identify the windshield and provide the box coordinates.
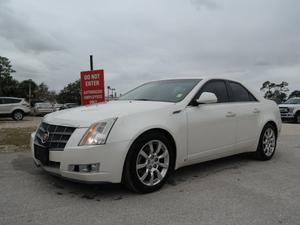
[284,98,300,104]
[119,79,201,103]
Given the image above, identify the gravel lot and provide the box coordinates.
[0,120,299,225]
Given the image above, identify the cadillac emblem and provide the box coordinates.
[41,130,50,144]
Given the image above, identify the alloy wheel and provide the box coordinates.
[262,128,276,157]
[14,112,23,120]
[136,140,169,186]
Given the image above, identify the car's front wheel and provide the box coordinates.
[12,110,24,121]
[123,132,175,193]
[255,124,277,160]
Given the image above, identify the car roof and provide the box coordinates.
[0,97,23,100]
[148,77,243,83]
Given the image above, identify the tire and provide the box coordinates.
[295,113,300,124]
[254,124,277,161]
[12,110,24,121]
[123,132,175,193]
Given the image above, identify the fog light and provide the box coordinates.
[69,163,100,173]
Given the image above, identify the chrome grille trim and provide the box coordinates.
[34,122,76,151]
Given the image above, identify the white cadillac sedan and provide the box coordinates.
[31,78,281,193]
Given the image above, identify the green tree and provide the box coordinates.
[0,56,18,96]
[289,90,300,99]
[260,81,289,103]
[16,79,38,99]
[57,80,81,104]
[36,82,52,100]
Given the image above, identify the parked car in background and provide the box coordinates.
[0,97,30,120]
[30,100,45,108]
[33,102,54,116]
[32,78,281,193]
[59,103,79,110]
[53,103,63,111]
[279,97,300,123]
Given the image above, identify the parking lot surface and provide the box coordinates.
[0,124,299,225]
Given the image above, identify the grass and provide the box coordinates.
[0,127,37,152]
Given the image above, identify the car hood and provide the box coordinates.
[43,100,175,127]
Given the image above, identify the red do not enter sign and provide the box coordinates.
[80,70,105,105]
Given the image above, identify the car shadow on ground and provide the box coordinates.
[10,152,256,201]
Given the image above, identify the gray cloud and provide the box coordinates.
[190,0,219,10]
[0,0,300,94]
[0,0,63,54]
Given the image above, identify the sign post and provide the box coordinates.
[80,69,105,105]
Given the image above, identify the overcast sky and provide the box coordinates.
[0,0,300,94]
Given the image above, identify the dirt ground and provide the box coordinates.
[0,117,42,152]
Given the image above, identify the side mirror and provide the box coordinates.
[195,92,218,105]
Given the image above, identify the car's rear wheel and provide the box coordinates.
[254,124,277,160]
[12,110,24,121]
[123,132,175,193]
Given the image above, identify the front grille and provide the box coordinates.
[279,107,288,112]
[35,122,76,151]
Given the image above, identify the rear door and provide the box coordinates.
[227,81,261,147]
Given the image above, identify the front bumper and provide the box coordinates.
[280,113,294,119]
[31,132,130,183]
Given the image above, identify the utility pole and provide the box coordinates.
[90,55,94,71]
[107,86,110,101]
[29,79,32,106]
[0,64,2,96]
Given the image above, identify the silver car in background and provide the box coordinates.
[0,97,30,120]
[33,102,54,116]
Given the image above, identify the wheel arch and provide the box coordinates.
[12,108,24,115]
[122,128,178,174]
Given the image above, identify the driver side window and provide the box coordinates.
[196,80,229,103]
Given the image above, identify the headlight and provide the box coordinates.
[289,107,294,113]
[79,118,117,146]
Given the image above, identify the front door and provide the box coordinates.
[186,80,237,160]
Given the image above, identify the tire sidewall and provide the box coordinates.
[257,124,277,160]
[295,113,300,124]
[124,132,175,193]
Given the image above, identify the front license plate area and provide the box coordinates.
[34,144,49,165]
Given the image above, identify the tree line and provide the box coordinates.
[0,56,80,104]
[260,81,300,103]
[1,56,300,104]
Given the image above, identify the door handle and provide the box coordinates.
[226,112,236,117]
[253,108,260,114]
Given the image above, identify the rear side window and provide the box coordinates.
[197,80,229,103]
[2,98,21,104]
[228,82,257,102]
